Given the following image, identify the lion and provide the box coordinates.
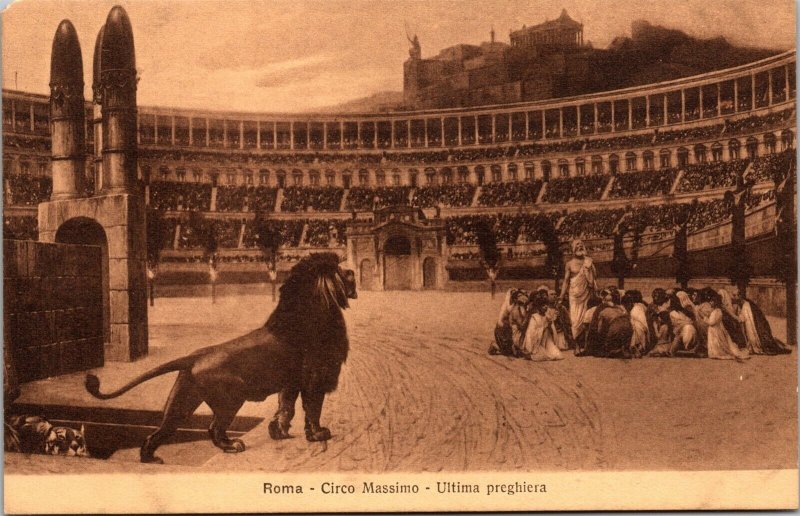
[85,252,356,464]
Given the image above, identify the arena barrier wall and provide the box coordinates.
[3,239,104,384]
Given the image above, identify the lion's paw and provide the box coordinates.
[268,420,292,440]
[222,439,246,453]
[305,426,331,442]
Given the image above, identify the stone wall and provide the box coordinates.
[4,239,104,383]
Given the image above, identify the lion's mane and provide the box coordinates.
[265,252,350,393]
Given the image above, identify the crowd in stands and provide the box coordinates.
[242,219,305,248]
[750,150,794,184]
[446,212,561,246]
[478,180,543,206]
[346,186,411,211]
[5,174,51,206]
[215,185,277,212]
[558,208,626,240]
[725,108,795,136]
[542,175,608,203]
[609,168,677,199]
[304,219,347,247]
[280,186,344,212]
[3,216,38,240]
[677,159,748,192]
[411,183,475,208]
[585,134,653,151]
[177,218,241,249]
[149,181,212,211]
[654,124,723,144]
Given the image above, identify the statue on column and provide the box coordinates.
[407,33,421,60]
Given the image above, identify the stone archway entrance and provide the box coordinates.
[423,257,437,288]
[55,217,110,343]
[384,235,412,290]
[360,258,375,290]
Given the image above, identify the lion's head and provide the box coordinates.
[273,252,356,312]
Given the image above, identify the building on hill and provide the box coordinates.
[404,10,592,109]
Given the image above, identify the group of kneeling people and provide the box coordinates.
[490,285,792,361]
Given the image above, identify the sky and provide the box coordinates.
[1,0,796,113]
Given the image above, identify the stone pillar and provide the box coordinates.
[92,25,105,193]
[100,7,138,194]
[49,20,85,200]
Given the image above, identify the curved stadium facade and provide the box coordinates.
[2,50,796,299]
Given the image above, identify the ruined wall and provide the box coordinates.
[4,239,103,383]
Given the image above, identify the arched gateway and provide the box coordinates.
[345,206,447,291]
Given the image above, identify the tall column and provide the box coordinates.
[645,96,650,126]
[768,69,773,105]
[424,119,429,147]
[323,122,328,149]
[491,114,496,143]
[474,115,479,144]
[751,74,756,108]
[273,122,278,148]
[356,121,361,149]
[558,108,563,138]
[785,64,791,100]
[290,121,295,150]
[100,7,138,194]
[457,117,462,145]
[681,89,685,122]
[91,25,105,193]
[541,111,546,140]
[171,116,176,146]
[663,94,668,123]
[716,83,721,116]
[734,80,739,113]
[373,121,378,148]
[390,120,395,149]
[627,100,632,130]
[577,105,581,136]
[524,112,529,140]
[49,20,86,199]
[239,120,244,150]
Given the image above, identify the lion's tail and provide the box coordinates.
[85,356,195,400]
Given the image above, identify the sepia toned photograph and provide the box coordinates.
[1,0,797,512]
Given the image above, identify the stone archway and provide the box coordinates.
[384,235,412,290]
[55,217,110,344]
[360,258,375,290]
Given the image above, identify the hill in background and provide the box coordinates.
[320,20,781,113]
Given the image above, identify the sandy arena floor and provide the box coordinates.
[6,290,797,473]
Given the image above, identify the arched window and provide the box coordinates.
[227,169,237,185]
[176,167,187,182]
[677,148,689,168]
[524,162,535,180]
[642,151,654,171]
[763,133,776,155]
[193,168,203,183]
[408,168,418,188]
[242,168,253,185]
[159,165,170,180]
[341,170,352,189]
[746,137,759,159]
[375,169,386,186]
[558,159,569,178]
[424,167,436,185]
[625,152,637,172]
[209,169,220,187]
[358,168,370,186]
[694,144,707,164]
[309,169,320,186]
[541,161,552,181]
[258,169,269,185]
[325,170,336,186]
[711,142,723,162]
[574,158,585,176]
[728,139,741,160]
[457,166,469,183]
[392,172,401,186]
[474,165,486,185]
[440,167,452,184]
[608,154,619,175]
[507,163,518,181]
[292,169,303,186]
[490,164,502,182]
[659,149,671,169]
[590,156,603,175]
[276,169,287,188]
[781,130,794,150]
